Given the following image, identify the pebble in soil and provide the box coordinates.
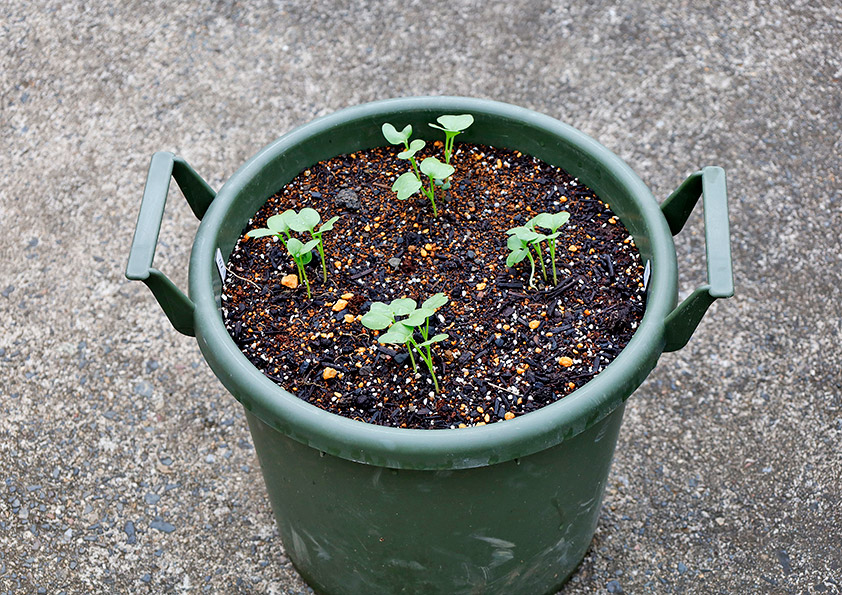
[221,141,645,429]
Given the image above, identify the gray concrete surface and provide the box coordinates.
[1,1,840,592]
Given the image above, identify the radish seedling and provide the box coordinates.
[417,157,454,217]
[529,211,570,285]
[428,114,474,165]
[382,115,471,216]
[285,236,318,297]
[280,207,340,283]
[387,158,453,217]
[506,226,541,289]
[383,123,425,181]
[247,207,340,297]
[360,293,449,393]
[506,211,570,288]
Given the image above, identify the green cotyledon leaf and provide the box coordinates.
[361,311,393,330]
[419,157,454,181]
[246,228,277,239]
[506,248,529,267]
[318,215,340,234]
[266,214,289,234]
[379,323,413,345]
[421,293,448,311]
[389,298,417,317]
[392,172,422,200]
[434,114,474,132]
[382,123,412,145]
[402,308,433,328]
[415,333,449,349]
[398,139,425,160]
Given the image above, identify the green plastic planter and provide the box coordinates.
[126,97,733,594]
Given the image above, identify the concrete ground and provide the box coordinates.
[1,1,840,592]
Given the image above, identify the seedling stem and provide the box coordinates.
[360,294,449,393]
[247,208,340,297]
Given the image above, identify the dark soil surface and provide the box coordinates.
[221,142,645,429]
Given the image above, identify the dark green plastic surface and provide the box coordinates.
[126,97,734,594]
[661,167,734,351]
[126,151,216,336]
[246,404,625,595]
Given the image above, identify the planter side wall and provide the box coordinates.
[245,404,625,595]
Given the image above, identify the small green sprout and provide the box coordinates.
[281,208,340,283]
[285,236,319,297]
[360,293,449,393]
[381,123,413,145]
[506,226,541,289]
[382,115,472,216]
[428,114,474,165]
[387,157,453,217]
[417,157,454,217]
[392,171,422,200]
[506,211,570,289]
[383,123,425,181]
[247,207,340,297]
[530,211,570,285]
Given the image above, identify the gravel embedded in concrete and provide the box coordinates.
[1,1,840,593]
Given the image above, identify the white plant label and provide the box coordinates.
[215,248,227,283]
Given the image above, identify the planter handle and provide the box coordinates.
[661,166,734,352]
[125,152,216,336]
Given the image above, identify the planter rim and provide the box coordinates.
[190,96,675,470]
